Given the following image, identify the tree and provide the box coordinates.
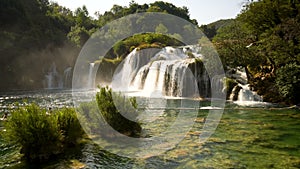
[67,25,90,47]
[113,41,127,58]
[238,0,300,70]
[213,20,261,76]
[213,0,300,103]
[74,5,90,27]
[275,63,300,104]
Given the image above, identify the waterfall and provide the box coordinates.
[44,63,63,89]
[64,67,72,88]
[45,74,53,89]
[44,63,72,89]
[211,75,226,98]
[132,59,192,97]
[111,46,210,98]
[226,67,263,103]
[112,48,159,91]
[237,84,262,102]
[87,63,95,89]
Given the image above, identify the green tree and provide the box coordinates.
[113,41,127,58]
[214,0,300,103]
[275,63,300,104]
[67,25,90,47]
[213,20,261,77]
[75,5,89,26]
[238,0,300,67]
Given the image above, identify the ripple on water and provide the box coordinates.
[0,90,299,168]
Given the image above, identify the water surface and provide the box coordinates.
[0,90,299,168]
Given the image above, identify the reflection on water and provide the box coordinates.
[0,90,300,168]
[0,90,74,113]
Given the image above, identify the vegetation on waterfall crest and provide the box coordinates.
[109,33,184,59]
[2,104,85,161]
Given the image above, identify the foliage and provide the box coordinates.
[106,33,184,59]
[95,1,196,27]
[3,104,85,161]
[147,1,196,25]
[237,0,300,68]
[77,101,101,134]
[213,0,300,104]
[200,19,233,40]
[67,25,90,47]
[113,41,127,57]
[275,63,300,104]
[56,108,85,146]
[95,86,141,137]
[213,20,259,70]
[0,0,196,91]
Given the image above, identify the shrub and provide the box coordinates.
[275,63,300,104]
[113,41,127,57]
[77,101,102,134]
[95,86,141,137]
[56,108,85,146]
[3,104,85,161]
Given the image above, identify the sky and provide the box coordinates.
[51,0,246,25]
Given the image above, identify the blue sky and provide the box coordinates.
[51,0,245,25]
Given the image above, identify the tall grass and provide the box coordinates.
[96,86,141,137]
[2,104,85,161]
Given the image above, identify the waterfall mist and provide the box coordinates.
[0,43,78,91]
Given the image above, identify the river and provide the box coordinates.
[0,90,299,168]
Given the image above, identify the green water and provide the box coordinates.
[0,92,299,168]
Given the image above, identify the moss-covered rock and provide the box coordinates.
[224,77,238,100]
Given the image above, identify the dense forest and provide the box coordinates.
[0,0,299,104]
[0,0,195,90]
[213,0,300,104]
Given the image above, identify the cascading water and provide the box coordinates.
[87,63,95,89]
[112,48,158,91]
[227,67,263,103]
[44,63,72,89]
[237,84,262,102]
[63,67,72,88]
[111,46,210,98]
[45,63,63,89]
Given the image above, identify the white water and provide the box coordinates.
[87,63,95,89]
[111,46,205,98]
[45,63,63,89]
[64,67,72,88]
[227,67,264,103]
[228,67,248,85]
[237,84,262,102]
[232,84,264,106]
[44,63,73,89]
[110,45,263,101]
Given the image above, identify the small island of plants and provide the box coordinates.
[1,86,141,163]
